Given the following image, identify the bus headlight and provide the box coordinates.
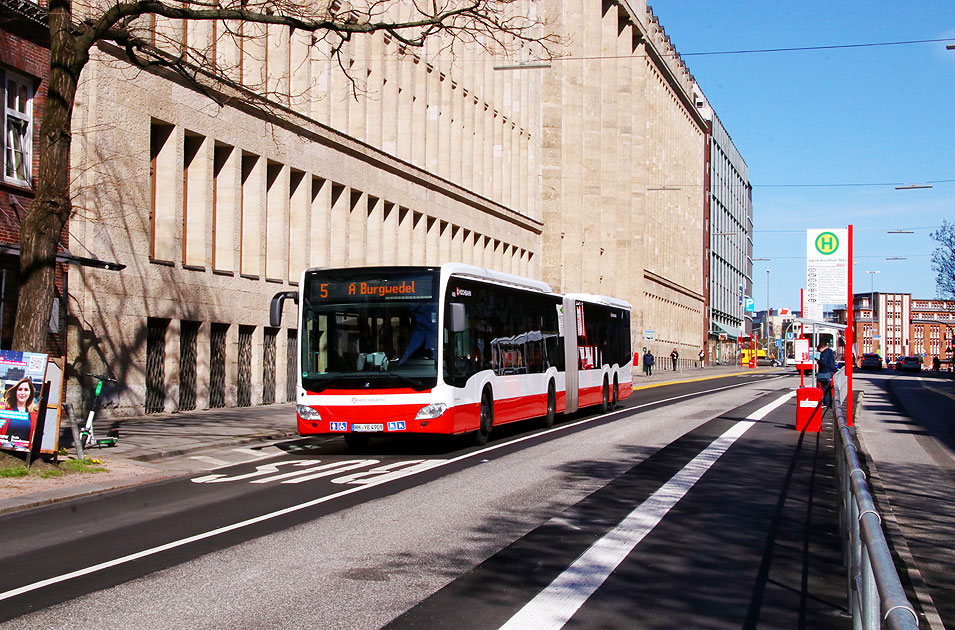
[415,403,447,420]
[297,405,322,421]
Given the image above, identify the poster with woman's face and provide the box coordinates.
[0,350,49,453]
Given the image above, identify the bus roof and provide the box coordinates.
[441,263,554,294]
[564,292,633,311]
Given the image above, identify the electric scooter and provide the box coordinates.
[79,372,119,448]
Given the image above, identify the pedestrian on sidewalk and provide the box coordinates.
[699,347,705,368]
[670,348,679,371]
[643,350,655,377]
[816,342,837,407]
[932,355,941,372]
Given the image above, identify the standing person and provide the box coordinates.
[699,347,705,368]
[643,350,655,377]
[932,355,941,372]
[816,342,837,407]
[670,348,679,371]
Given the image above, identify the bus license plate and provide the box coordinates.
[352,424,384,432]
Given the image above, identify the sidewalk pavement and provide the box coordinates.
[0,364,774,514]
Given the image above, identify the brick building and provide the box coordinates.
[847,292,955,368]
[0,0,69,357]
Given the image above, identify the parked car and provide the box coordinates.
[860,353,883,370]
[895,356,923,372]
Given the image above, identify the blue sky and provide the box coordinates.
[650,1,955,311]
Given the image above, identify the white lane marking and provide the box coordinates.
[0,378,783,603]
[498,390,796,630]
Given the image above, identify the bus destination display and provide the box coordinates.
[308,276,433,302]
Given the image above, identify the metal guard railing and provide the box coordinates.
[831,375,920,629]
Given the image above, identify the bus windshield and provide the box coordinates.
[300,269,439,392]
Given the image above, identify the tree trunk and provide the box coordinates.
[11,0,87,352]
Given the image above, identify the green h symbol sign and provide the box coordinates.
[815,232,839,255]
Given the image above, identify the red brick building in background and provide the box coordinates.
[842,292,955,369]
[0,0,67,357]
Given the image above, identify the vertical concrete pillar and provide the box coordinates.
[412,57,428,168]
[382,36,399,156]
[165,318,181,413]
[213,143,239,272]
[381,202,398,265]
[412,213,427,265]
[329,183,348,267]
[366,196,383,266]
[398,207,414,266]
[183,133,210,267]
[426,66,440,174]
[265,161,288,280]
[150,122,180,262]
[196,321,211,410]
[288,169,308,282]
[439,221,452,263]
[267,24,290,105]
[426,217,440,266]
[367,33,384,149]
[290,29,311,114]
[348,190,367,265]
[250,326,264,406]
[240,152,265,277]
[310,177,330,269]
[225,323,239,407]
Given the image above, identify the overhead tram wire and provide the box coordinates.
[525,37,955,63]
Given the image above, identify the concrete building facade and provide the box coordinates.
[701,112,752,365]
[65,0,718,415]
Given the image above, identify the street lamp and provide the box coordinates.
[865,270,880,312]
[765,269,771,344]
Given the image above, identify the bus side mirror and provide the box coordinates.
[270,291,299,327]
[450,303,467,333]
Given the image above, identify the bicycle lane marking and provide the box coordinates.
[0,377,778,604]
[497,390,796,630]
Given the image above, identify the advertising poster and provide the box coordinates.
[0,350,50,453]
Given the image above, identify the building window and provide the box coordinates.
[3,72,34,185]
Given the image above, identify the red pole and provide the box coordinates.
[847,225,854,426]
[799,288,805,387]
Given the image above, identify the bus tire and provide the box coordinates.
[473,390,493,446]
[344,434,371,451]
[611,376,619,410]
[542,381,557,429]
[600,377,610,414]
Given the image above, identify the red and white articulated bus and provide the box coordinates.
[270,263,632,448]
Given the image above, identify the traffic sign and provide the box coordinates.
[744,297,755,312]
[806,228,849,306]
[786,332,794,341]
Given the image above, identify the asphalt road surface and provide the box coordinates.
[0,373,849,629]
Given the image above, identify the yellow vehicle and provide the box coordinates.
[741,348,778,367]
